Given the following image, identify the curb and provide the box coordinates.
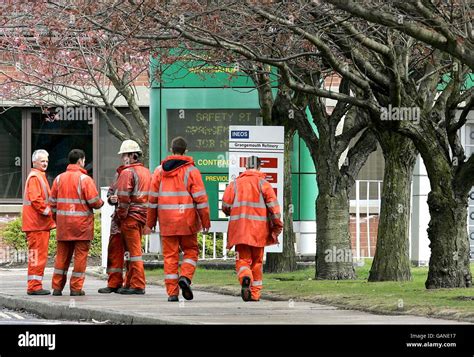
[144,261,235,270]
[143,261,314,270]
[0,293,184,325]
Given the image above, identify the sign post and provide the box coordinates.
[228,125,285,253]
[100,187,113,272]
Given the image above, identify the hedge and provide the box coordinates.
[1,214,102,257]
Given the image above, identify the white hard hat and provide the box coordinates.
[118,139,142,155]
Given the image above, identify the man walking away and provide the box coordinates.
[222,156,283,302]
[147,137,210,302]
[50,149,104,296]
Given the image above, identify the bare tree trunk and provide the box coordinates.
[369,131,416,281]
[426,196,472,288]
[139,136,150,168]
[311,121,377,280]
[314,136,355,279]
[425,177,472,288]
[265,128,297,272]
[315,186,355,279]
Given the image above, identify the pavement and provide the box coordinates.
[0,267,470,325]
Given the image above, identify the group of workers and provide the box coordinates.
[22,136,283,302]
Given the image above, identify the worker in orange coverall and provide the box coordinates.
[22,149,56,295]
[115,140,151,295]
[222,156,283,302]
[97,167,132,294]
[147,137,210,302]
[50,149,104,296]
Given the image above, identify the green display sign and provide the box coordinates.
[167,108,259,152]
[202,173,229,221]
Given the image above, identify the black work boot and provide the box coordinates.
[118,288,145,295]
[168,295,179,302]
[178,276,193,301]
[52,289,62,296]
[27,289,50,296]
[98,287,119,294]
[241,276,252,302]
[70,290,85,296]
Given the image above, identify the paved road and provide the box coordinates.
[0,307,91,325]
[0,268,470,325]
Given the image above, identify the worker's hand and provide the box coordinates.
[202,227,209,234]
[109,195,118,204]
[143,226,152,235]
[270,232,280,245]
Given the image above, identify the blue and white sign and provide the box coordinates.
[230,130,249,139]
[228,125,285,254]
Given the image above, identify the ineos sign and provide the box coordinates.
[231,130,249,139]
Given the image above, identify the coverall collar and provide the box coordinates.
[115,164,128,174]
[31,167,46,175]
[161,155,194,173]
[239,169,266,179]
[66,164,88,174]
[164,155,194,163]
[122,162,144,170]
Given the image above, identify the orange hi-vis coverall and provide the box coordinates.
[50,164,104,293]
[222,169,283,300]
[22,168,56,293]
[147,155,210,297]
[105,166,131,289]
[116,163,151,290]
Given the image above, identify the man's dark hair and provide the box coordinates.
[246,156,261,169]
[68,149,85,164]
[171,136,187,155]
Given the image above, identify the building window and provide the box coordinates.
[0,109,22,200]
[31,111,93,185]
[350,144,385,201]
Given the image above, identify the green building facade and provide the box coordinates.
[149,59,318,251]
